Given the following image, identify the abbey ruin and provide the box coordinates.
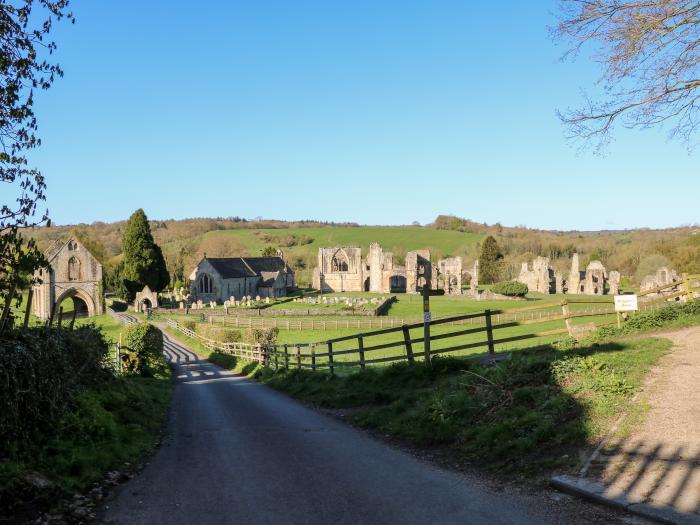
[517,253,621,295]
[312,243,470,295]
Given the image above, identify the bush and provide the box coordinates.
[245,327,279,346]
[0,326,111,454]
[491,280,529,297]
[591,299,700,340]
[180,319,196,332]
[195,324,242,343]
[122,323,165,376]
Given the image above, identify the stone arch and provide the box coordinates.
[134,285,159,312]
[53,287,97,319]
[390,274,407,293]
[331,249,350,272]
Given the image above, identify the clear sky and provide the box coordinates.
[23,1,699,230]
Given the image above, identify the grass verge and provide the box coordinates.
[0,346,172,520]
[252,337,670,474]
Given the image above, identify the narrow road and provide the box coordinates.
[100,332,558,525]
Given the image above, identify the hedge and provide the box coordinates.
[0,326,111,454]
[195,324,242,344]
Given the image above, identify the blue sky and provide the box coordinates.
[24,1,699,230]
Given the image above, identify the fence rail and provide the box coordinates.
[166,303,617,373]
[162,305,618,332]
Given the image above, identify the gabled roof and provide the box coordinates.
[205,256,289,279]
[259,271,281,287]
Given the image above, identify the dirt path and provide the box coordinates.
[587,326,700,518]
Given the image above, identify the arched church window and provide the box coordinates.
[199,274,212,294]
[68,257,81,281]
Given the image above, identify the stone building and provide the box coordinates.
[312,247,365,292]
[581,261,606,295]
[134,285,159,312]
[517,256,555,294]
[437,256,463,295]
[313,244,438,294]
[32,237,104,320]
[568,253,581,294]
[515,252,621,296]
[640,267,680,296]
[189,255,295,304]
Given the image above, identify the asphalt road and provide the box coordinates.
[100,332,556,525]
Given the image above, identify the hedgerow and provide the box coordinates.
[0,326,111,455]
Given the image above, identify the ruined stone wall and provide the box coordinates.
[517,256,554,294]
[312,247,365,292]
[437,256,463,295]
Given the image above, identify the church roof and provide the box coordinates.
[205,257,289,279]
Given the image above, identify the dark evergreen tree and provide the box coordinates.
[121,209,169,300]
[479,236,503,284]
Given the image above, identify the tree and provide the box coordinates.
[479,236,504,284]
[0,2,73,321]
[557,1,700,148]
[121,209,169,300]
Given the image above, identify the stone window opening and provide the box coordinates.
[67,256,81,281]
[199,274,212,294]
[331,254,349,272]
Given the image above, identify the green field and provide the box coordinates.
[170,226,483,284]
[203,226,481,257]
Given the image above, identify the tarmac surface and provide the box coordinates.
[100,331,558,525]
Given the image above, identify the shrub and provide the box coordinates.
[180,319,196,332]
[591,299,700,340]
[122,323,165,376]
[491,281,529,297]
[195,324,242,343]
[245,327,279,346]
[0,326,111,453]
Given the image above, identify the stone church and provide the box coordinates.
[32,237,104,320]
[189,255,295,304]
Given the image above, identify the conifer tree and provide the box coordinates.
[479,235,503,284]
[121,209,169,299]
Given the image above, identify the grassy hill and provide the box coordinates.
[22,214,700,290]
[169,226,483,285]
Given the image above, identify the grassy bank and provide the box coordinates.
[0,324,173,520]
[252,337,670,474]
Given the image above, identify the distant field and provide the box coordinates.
[172,226,483,284]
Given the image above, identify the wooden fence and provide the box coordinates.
[162,304,618,332]
[167,307,585,373]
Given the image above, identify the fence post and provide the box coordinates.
[684,273,693,302]
[358,336,365,369]
[328,341,335,376]
[485,309,495,355]
[296,345,301,369]
[402,326,414,363]
[311,344,316,371]
[561,301,574,337]
[274,348,279,370]
[284,344,289,369]
[23,288,33,328]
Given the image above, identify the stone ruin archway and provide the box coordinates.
[32,238,104,321]
[53,287,97,319]
[134,285,159,312]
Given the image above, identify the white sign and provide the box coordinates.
[614,294,638,312]
[423,312,432,323]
